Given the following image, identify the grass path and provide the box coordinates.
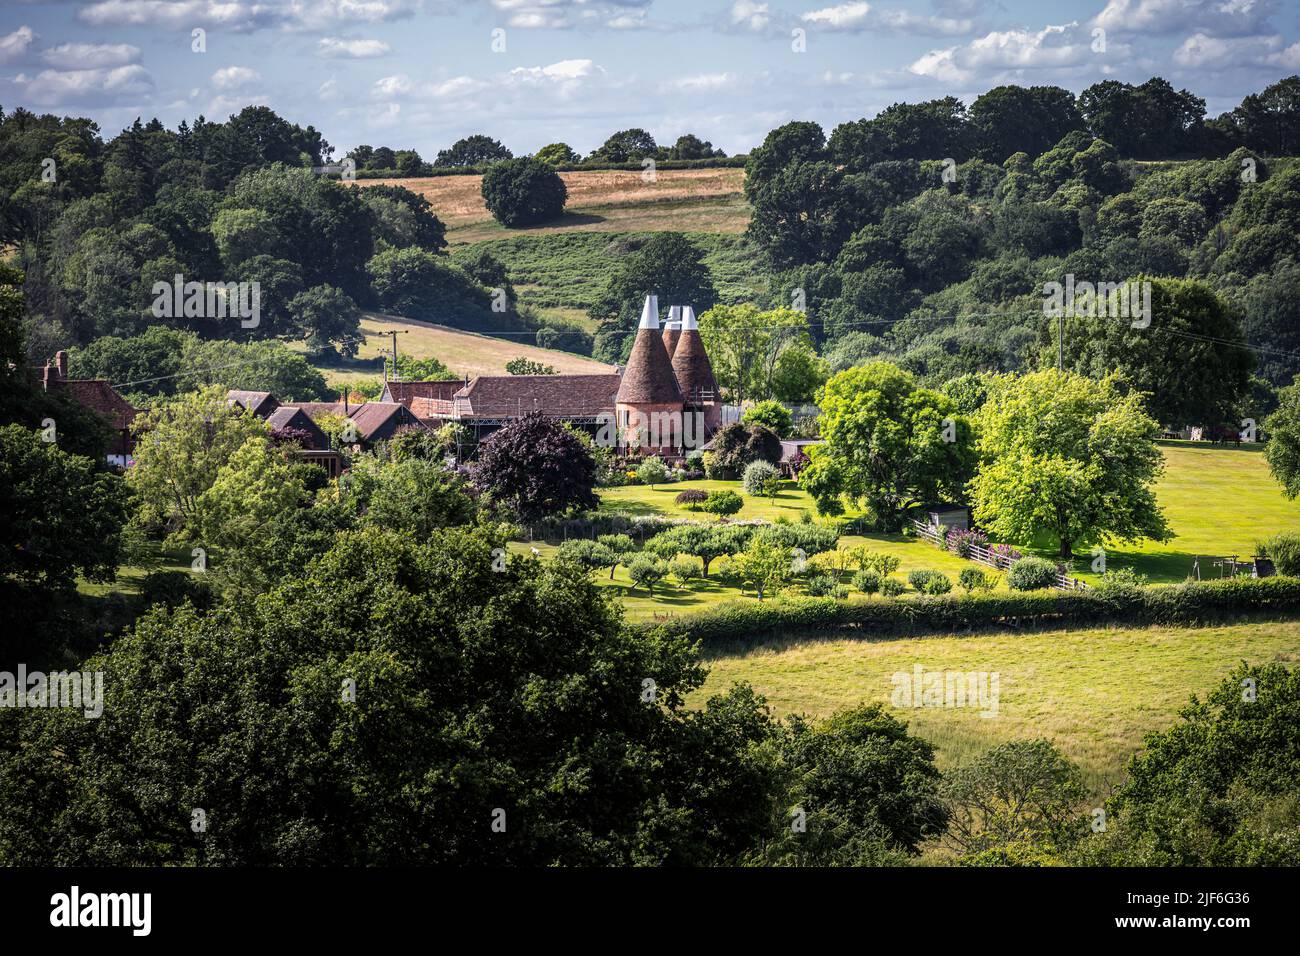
[694,620,1300,790]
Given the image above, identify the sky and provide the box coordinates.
[1,1,1298,159]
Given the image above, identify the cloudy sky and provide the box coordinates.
[1,1,1298,158]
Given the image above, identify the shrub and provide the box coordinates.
[908,569,952,595]
[990,543,1023,567]
[742,460,782,497]
[958,567,995,595]
[137,569,214,613]
[805,574,840,597]
[853,569,882,594]
[480,156,567,226]
[635,456,670,488]
[1007,556,1058,591]
[669,556,701,588]
[946,528,989,559]
[675,489,708,510]
[741,400,793,436]
[702,489,744,517]
[880,577,907,598]
[1259,532,1300,576]
[708,423,782,478]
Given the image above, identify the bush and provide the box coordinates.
[1007,556,1059,591]
[702,490,744,517]
[635,456,670,487]
[946,528,989,559]
[1259,533,1300,575]
[742,460,782,497]
[879,577,907,598]
[675,489,708,510]
[480,156,568,226]
[958,567,995,595]
[853,569,882,595]
[908,569,950,594]
[137,569,214,613]
[708,423,782,478]
[741,400,793,436]
[805,574,840,597]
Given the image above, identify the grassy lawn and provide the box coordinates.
[694,619,1300,791]
[1067,443,1300,583]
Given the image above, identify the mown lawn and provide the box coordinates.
[694,619,1300,791]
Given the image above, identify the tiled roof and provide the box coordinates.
[662,324,681,358]
[616,330,682,405]
[280,402,346,420]
[455,374,621,419]
[63,380,137,431]
[265,406,330,450]
[347,401,426,442]
[226,390,278,416]
[382,379,464,408]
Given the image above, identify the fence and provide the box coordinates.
[911,519,1090,592]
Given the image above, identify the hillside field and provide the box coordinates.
[304,312,615,388]
[693,620,1300,790]
[354,168,749,244]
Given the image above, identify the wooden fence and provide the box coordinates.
[911,519,1090,591]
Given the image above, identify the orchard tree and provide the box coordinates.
[800,361,975,530]
[969,369,1172,559]
[473,413,598,520]
[481,157,567,227]
[646,524,751,577]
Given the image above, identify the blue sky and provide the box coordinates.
[2,1,1298,158]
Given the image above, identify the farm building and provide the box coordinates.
[383,296,722,455]
[30,350,138,465]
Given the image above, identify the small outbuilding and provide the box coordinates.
[918,502,972,532]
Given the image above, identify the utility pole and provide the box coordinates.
[1057,314,1064,371]
[379,329,408,382]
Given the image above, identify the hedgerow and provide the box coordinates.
[643,576,1300,649]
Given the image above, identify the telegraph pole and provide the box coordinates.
[379,329,408,381]
[1058,314,1064,371]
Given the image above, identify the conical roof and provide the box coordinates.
[661,305,682,358]
[671,306,718,402]
[616,295,683,405]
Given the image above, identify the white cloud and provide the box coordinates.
[77,0,425,32]
[801,2,973,36]
[211,66,261,90]
[488,0,655,30]
[1173,31,1300,69]
[318,37,392,58]
[0,26,37,63]
[909,22,1109,84]
[372,74,414,97]
[731,0,772,32]
[1092,0,1277,38]
[670,73,740,91]
[40,42,141,70]
[12,64,154,107]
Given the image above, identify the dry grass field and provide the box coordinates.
[309,312,615,387]
[355,168,749,243]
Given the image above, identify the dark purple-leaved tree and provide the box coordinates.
[473,413,598,520]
